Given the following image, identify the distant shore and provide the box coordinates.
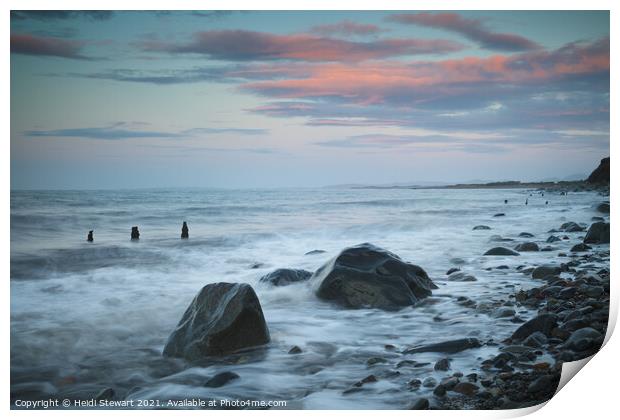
[352,180,609,193]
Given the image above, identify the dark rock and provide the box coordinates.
[586,157,609,184]
[571,243,592,252]
[473,225,491,230]
[560,222,584,232]
[204,371,240,388]
[87,230,94,242]
[312,243,436,310]
[596,203,610,213]
[434,358,451,371]
[440,377,459,390]
[511,314,558,341]
[131,226,140,240]
[95,387,115,401]
[493,307,516,318]
[453,382,479,396]
[259,268,313,286]
[518,232,535,238]
[366,357,388,366]
[353,375,378,387]
[404,338,481,354]
[181,221,189,239]
[490,235,514,242]
[446,267,460,275]
[531,265,562,279]
[564,327,603,351]
[305,249,326,255]
[409,398,429,410]
[546,235,561,243]
[447,271,477,282]
[422,377,437,388]
[527,375,556,394]
[407,379,422,389]
[523,332,548,348]
[484,247,520,256]
[434,384,447,397]
[288,345,302,354]
[592,216,605,222]
[514,242,539,252]
[496,265,509,270]
[584,222,610,244]
[163,283,270,360]
[494,213,505,217]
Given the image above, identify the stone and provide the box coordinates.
[493,307,516,318]
[87,230,94,242]
[95,387,115,401]
[433,384,447,397]
[560,222,584,232]
[514,242,539,252]
[586,157,609,184]
[288,345,302,354]
[453,382,479,396]
[422,377,437,388]
[181,221,189,239]
[305,249,326,255]
[163,283,270,361]
[409,398,429,410]
[131,226,140,240]
[312,243,436,310]
[446,267,460,275]
[484,247,520,256]
[473,225,491,230]
[523,332,548,348]
[518,232,535,238]
[434,358,451,371]
[531,265,562,279]
[584,222,610,244]
[596,202,610,213]
[493,213,505,217]
[447,272,477,282]
[404,338,481,354]
[259,268,313,286]
[570,243,592,252]
[511,314,558,341]
[564,327,603,352]
[204,371,240,388]
[527,375,556,394]
[546,235,561,243]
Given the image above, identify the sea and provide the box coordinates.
[10,187,609,409]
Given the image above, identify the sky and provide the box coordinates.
[10,10,610,189]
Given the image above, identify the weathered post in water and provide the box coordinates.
[131,226,140,240]
[181,221,189,239]
[87,230,94,242]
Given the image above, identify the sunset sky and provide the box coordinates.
[10,11,610,189]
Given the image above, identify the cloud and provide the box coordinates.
[387,12,540,52]
[24,124,269,140]
[138,30,464,61]
[11,11,113,21]
[11,34,91,60]
[310,20,385,37]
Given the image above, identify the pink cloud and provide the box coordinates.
[139,30,464,62]
[310,20,385,36]
[11,33,89,59]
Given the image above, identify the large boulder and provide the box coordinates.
[560,222,584,232]
[514,242,539,252]
[532,265,562,279]
[163,283,270,361]
[511,314,558,341]
[312,243,436,310]
[259,268,313,286]
[584,222,610,244]
[484,247,520,256]
[586,157,609,184]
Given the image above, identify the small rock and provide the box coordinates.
[484,247,520,256]
[527,375,556,394]
[434,358,451,371]
[531,265,562,279]
[409,398,429,410]
[571,243,592,252]
[305,249,326,255]
[493,213,505,217]
[95,387,115,401]
[453,382,479,396]
[514,242,539,252]
[473,225,491,230]
[422,377,437,388]
[204,371,240,388]
[288,345,302,354]
[433,384,447,397]
[446,267,461,275]
[518,232,535,238]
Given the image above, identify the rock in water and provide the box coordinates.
[484,247,520,256]
[596,202,610,213]
[584,222,610,244]
[511,314,558,341]
[586,157,609,184]
[514,242,539,252]
[570,243,591,253]
[131,226,140,240]
[163,283,270,360]
[404,338,481,354]
[473,225,491,230]
[560,222,584,232]
[531,265,562,279]
[259,268,313,286]
[181,221,189,239]
[87,230,94,242]
[312,243,436,310]
[204,371,240,388]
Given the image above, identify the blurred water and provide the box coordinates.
[10,187,607,408]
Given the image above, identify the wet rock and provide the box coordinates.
[163,283,270,360]
[131,226,140,240]
[560,222,584,232]
[453,382,479,396]
[404,338,481,354]
[87,230,94,242]
[204,371,240,388]
[592,216,605,222]
[353,375,378,387]
[447,271,477,282]
[527,375,556,394]
[596,202,610,213]
[181,221,189,239]
[434,384,447,397]
[493,307,516,318]
[546,235,561,243]
[514,242,539,252]
[584,222,610,244]
[518,232,534,238]
[587,157,609,184]
[305,249,326,255]
[366,357,388,366]
[571,243,592,252]
[312,243,436,310]
[95,387,115,401]
[473,225,491,230]
[446,267,460,275]
[523,332,548,348]
[511,314,558,341]
[484,247,520,256]
[422,377,437,388]
[288,345,302,354]
[490,235,514,242]
[259,268,313,286]
[563,327,603,352]
[493,213,505,217]
[440,377,459,390]
[409,398,429,410]
[434,358,451,371]
[407,379,422,389]
[531,265,562,279]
